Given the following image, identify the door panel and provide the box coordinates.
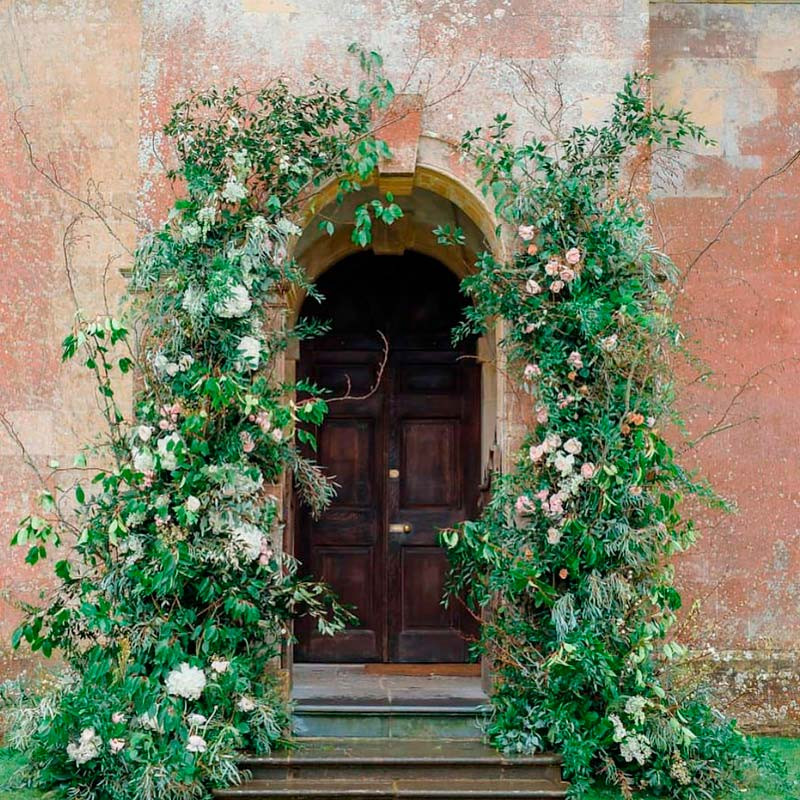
[294,252,480,664]
[295,351,385,663]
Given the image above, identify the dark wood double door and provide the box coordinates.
[295,253,480,663]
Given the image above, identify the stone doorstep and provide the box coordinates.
[291,704,487,739]
[211,739,570,799]
[240,737,564,782]
[213,778,568,798]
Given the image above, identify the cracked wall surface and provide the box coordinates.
[1,0,797,732]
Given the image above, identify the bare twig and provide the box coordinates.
[327,330,390,403]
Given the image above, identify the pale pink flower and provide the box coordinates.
[629,485,643,497]
[529,443,547,462]
[545,260,561,276]
[158,418,175,431]
[580,462,596,480]
[553,452,575,476]
[515,495,537,515]
[240,431,256,453]
[111,713,126,725]
[558,394,575,409]
[646,416,656,428]
[563,437,582,455]
[255,411,272,433]
[535,404,549,424]
[525,278,543,295]
[523,363,541,381]
[549,280,564,294]
[543,433,562,452]
[567,351,584,369]
[565,247,581,265]
[523,322,536,334]
[547,493,565,517]
[560,267,575,283]
[518,224,535,241]
[535,489,550,503]
[547,527,562,545]
[109,738,125,754]
[271,428,283,443]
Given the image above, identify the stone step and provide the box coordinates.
[292,704,485,739]
[240,738,564,783]
[213,777,568,799]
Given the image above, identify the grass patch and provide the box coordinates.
[1,738,797,799]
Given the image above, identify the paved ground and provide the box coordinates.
[292,664,487,708]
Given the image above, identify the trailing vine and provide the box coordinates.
[441,75,779,798]
[4,48,401,800]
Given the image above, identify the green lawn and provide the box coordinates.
[1,738,798,799]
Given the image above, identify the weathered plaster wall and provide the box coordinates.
[0,0,140,676]
[651,0,800,732]
[0,0,797,733]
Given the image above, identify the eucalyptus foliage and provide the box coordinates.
[441,75,774,798]
[6,48,400,800]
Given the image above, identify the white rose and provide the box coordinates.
[186,734,207,753]
[66,728,102,765]
[178,354,195,372]
[237,696,256,713]
[132,448,155,474]
[221,175,247,203]
[165,663,207,701]
[211,659,230,674]
[157,433,182,471]
[186,496,201,513]
[137,425,154,442]
[237,336,261,370]
[187,713,207,727]
[553,452,575,476]
[232,523,264,561]
[213,285,252,319]
[270,428,283,443]
[563,437,582,455]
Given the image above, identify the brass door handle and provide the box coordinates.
[389,523,412,533]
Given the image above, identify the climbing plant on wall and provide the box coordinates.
[4,48,401,800]
[441,75,778,798]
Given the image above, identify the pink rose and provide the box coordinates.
[543,433,562,452]
[112,712,126,725]
[549,280,564,294]
[529,443,547,463]
[567,351,583,369]
[240,431,256,453]
[580,462,596,479]
[535,489,550,503]
[545,260,561,276]
[535,404,549,424]
[565,247,581,265]
[547,494,564,517]
[515,495,537,515]
[525,278,542,295]
[523,322,536,334]
[110,738,126,754]
[518,225,535,241]
[560,267,575,283]
[255,411,272,433]
[523,363,541,380]
[564,437,582,455]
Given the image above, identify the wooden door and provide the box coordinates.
[294,252,479,664]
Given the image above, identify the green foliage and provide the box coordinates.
[442,74,769,798]
[7,48,399,800]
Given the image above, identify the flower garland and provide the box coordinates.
[442,75,775,797]
[7,51,401,800]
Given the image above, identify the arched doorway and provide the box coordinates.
[294,250,481,663]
